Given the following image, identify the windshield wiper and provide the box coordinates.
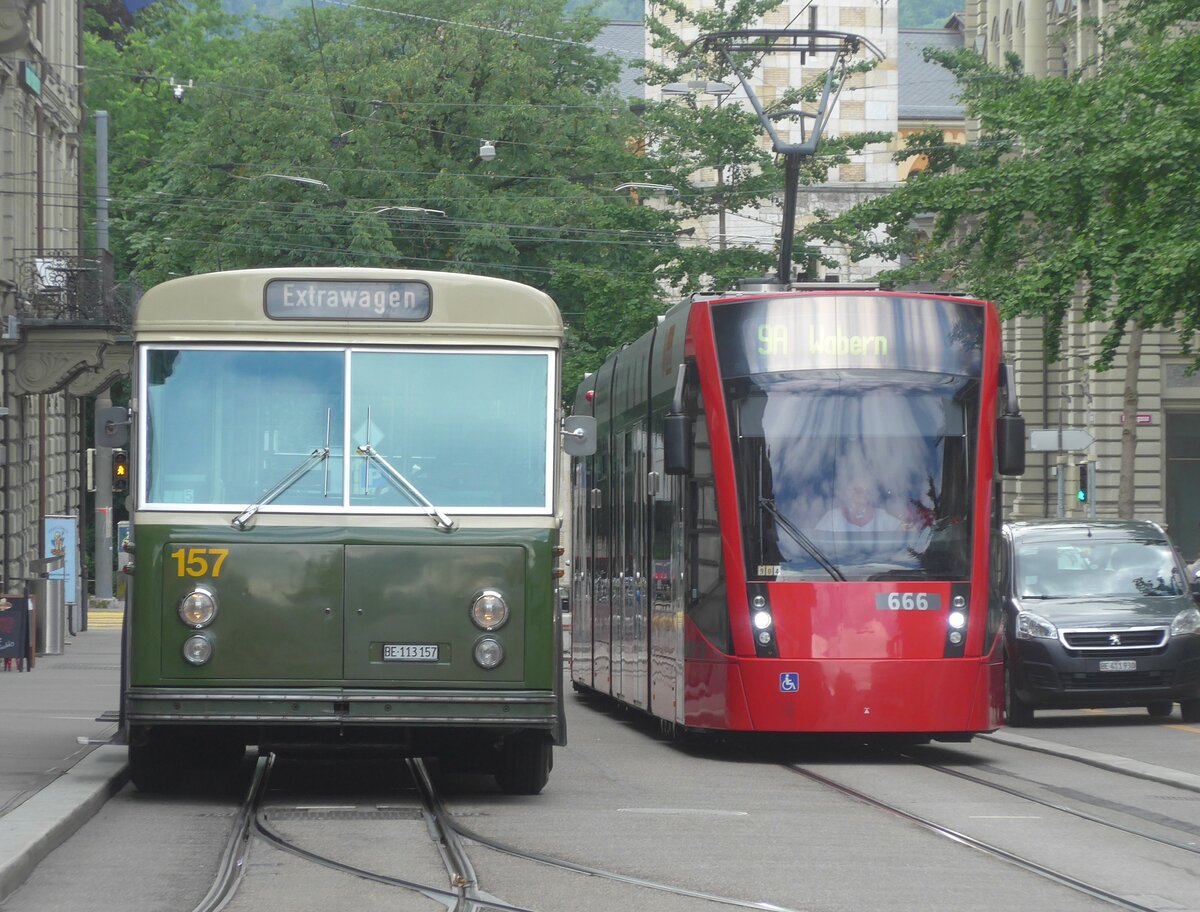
[232,447,329,530]
[357,443,456,533]
[760,498,845,582]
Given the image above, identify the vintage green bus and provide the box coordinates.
[115,268,592,794]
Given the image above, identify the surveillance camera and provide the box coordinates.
[173,84,185,102]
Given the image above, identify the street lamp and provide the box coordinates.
[479,140,497,162]
[659,81,736,249]
[370,206,447,218]
[233,173,331,191]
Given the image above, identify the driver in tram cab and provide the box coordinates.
[814,469,903,535]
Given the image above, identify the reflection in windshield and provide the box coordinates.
[730,371,977,582]
[1017,540,1186,599]
[144,347,551,512]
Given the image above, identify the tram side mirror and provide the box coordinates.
[997,413,1026,477]
[562,416,597,457]
[96,406,130,448]
[664,414,693,475]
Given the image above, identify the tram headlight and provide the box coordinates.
[753,610,773,630]
[474,636,504,669]
[471,590,509,630]
[179,588,217,628]
[947,611,966,630]
[182,634,213,665]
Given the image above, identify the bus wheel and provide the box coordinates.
[128,729,180,793]
[494,732,552,795]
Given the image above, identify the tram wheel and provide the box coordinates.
[1004,665,1034,727]
[494,732,552,795]
[1146,701,1174,718]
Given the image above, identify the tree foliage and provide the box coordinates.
[802,0,1200,369]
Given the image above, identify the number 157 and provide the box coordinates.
[170,547,228,578]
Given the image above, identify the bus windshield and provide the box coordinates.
[727,371,978,582]
[143,347,552,513]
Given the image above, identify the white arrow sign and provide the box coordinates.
[1028,428,1095,452]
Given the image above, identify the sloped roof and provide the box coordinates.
[898,26,965,122]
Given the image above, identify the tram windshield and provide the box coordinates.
[711,295,984,582]
[142,347,552,513]
[726,372,978,582]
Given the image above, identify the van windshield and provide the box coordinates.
[1017,539,1186,599]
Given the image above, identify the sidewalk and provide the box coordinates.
[0,606,129,902]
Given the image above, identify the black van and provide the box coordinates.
[997,519,1200,725]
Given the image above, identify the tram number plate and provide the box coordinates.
[875,593,942,611]
[384,644,439,662]
[1098,660,1137,672]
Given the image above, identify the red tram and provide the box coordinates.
[569,286,1026,740]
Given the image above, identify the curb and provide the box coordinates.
[0,745,129,903]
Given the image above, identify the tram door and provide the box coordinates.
[615,425,648,709]
[590,358,616,694]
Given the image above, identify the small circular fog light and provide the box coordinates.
[949,631,964,645]
[952,594,967,609]
[182,634,213,665]
[751,594,767,609]
[474,637,504,669]
[757,630,773,645]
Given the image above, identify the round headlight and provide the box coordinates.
[471,591,509,630]
[753,610,773,630]
[1170,607,1200,637]
[179,588,217,628]
[948,611,966,630]
[474,636,504,669]
[182,634,213,665]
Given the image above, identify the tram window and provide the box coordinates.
[728,371,978,582]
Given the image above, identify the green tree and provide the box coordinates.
[802,0,1200,514]
[90,0,686,398]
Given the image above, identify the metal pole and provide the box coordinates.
[96,111,108,252]
[94,395,113,600]
[777,153,801,285]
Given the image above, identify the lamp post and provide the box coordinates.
[661,81,735,249]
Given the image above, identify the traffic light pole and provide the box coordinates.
[94,395,114,600]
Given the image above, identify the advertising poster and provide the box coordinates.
[0,595,31,667]
[44,515,79,605]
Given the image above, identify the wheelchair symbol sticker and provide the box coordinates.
[780,672,799,693]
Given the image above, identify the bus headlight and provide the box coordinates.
[179,588,217,628]
[471,591,509,630]
[182,634,213,665]
[474,637,504,669]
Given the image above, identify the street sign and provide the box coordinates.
[1029,427,1095,452]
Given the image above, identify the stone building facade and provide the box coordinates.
[966,0,1200,560]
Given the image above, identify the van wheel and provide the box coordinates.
[1146,702,1174,718]
[1005,666,1034,727]
[1181,700,1200,724]
[494,732,552,795]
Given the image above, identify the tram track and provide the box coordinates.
[786,742,1200,912]
[195,754,806,912]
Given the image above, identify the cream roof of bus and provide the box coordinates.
[134,268,562,341]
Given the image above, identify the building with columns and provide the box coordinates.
[966,0,1200,560]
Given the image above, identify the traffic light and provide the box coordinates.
[1076,461,1089,503]
[112,448,129,494]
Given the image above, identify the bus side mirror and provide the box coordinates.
[562,416,597,457]
[664,414,692,475]
[997,414,1026,476]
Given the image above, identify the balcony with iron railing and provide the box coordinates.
[5,250,135,396]
[13,249,135,328]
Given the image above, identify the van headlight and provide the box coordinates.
[1170,607,1200,637]
[1015,610,1057,640]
